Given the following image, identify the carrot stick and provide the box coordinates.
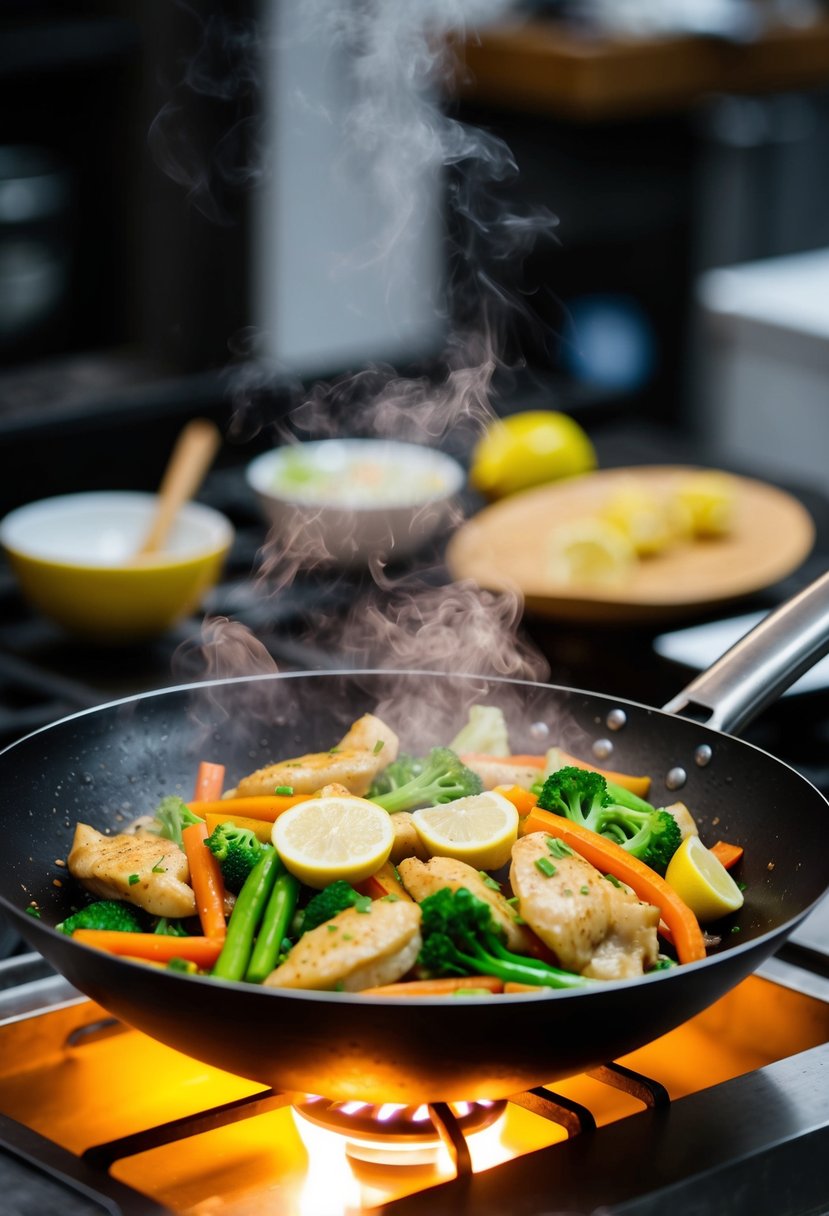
[361,976,504,996]
[503,982,549,994]
[187,794,310,822]
[194,761,226,801]
[462,753,546,768]
[72,930,224,968]
[205,811,274,844]
[522,806,706,965]
[493,784,539,817]
[182,822,227,940]
[710,840,744,870]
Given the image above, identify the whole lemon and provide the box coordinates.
[470,410,597,499]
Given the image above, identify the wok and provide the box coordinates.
[1,573,829,1104]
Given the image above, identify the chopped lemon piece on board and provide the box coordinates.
[664,834,744,922]
[412,791,519,870]
[601,483,681,557]
[470,411,596,499]
[547,518,637,586]
[272,797,394,889]
[674,472,736,537]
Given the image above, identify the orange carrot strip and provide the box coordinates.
[355,861,414,902]
[523,806,706,965]
[205,811,273,844]
[710,840,744,871]
[72,930,224,967]
[188,794,310,822]
[362,976,504,996]
[544,747,652,797]
[194,761,226,801]
[182,822,227,940]
[462,753,546,768]
[503,982,549,994]
[494,784,539,817]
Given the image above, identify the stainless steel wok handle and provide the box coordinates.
[662,568,829,735]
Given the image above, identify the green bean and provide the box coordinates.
[245,869,300,984]
[212,848,279,982]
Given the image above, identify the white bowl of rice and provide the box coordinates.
[246,438,466,566]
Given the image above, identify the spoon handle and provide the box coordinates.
[136,419,222,557]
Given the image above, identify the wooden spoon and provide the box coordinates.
[135,418,222,558]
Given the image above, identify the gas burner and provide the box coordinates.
[292,1094,506,1164]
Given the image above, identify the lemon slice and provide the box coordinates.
[664,835,744,923]
[272,797,394,889]
[470,410,596,499]
[547,518,636,586]
[673,472,735,537]
[412,792,519,870]
[601,483,677,557]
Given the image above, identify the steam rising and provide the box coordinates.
[157,1,562,699]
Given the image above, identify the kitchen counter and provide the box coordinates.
[455,15,829,120]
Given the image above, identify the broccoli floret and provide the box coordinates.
[368,754,424,798]
[58,900,143,935]
[153,917,189,937]
[300,881,371,934]
[204,822,270,893]
[369,747,483,814]
[150,795,204,848]
[536,766,681,874]
[418,886,593,989]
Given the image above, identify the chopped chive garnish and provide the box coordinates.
[506,895,519,906]
[535,856,557,877]
[730,925,742,934]
[25,905,41,918]
[737,882,747,891]
[151,858,166,874]
[373,740,385,755]
[479,871,502,891]
[354,894,372,913]
[327,924,338,932]
[547,837,574,858]
[128,873,140,885]
[275,785,294,795]
[605,873,622,888]
[579,885,590,895]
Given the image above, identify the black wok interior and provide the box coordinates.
[0,670,827,1103]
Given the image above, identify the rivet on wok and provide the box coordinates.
[606,708,627,731]
[593,738,614,761]
[694,744,713,768]
[666,766,687,791]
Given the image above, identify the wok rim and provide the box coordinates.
[2,667,827,1007]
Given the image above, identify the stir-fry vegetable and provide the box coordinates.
[57,708,743,995]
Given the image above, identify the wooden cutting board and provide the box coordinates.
[446,466,815,624]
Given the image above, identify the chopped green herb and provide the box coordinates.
[651,957,676,971]
[373,740,385,755]
[506,895,519,906]
[354,893,372,913]
[275,785,294,795]
[381,893,400,902]
[25,905,41,918]
[563,889,573,897]
[547,837,574,859]
[478,871,502,891]
[328,747,341,755]
[154,917,188,937]
[167,958,198,974]
[534,856,557,878]
[342,933,354,941]
[128,873,140,886]
[333,981,345,991]
[604,873,622,888]
[730,925,742,934]
[151,858,167,874]
[511,912,527,925]
[327,924,339,932]
[579,885,590,895]
[737,882,747,892]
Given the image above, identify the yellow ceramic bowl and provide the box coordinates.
[0,491,234,642]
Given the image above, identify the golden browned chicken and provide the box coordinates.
[67,824,196,919]
[264,898,421,992]
[233,713,399,799]
[510,833,659,980]
[463,759,541,792]
[397,855,535,954]
[389,812,431,864]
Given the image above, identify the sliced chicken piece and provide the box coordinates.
[234,748,385,799]
[665,801,699,841]
[337,714,399,769]
[397,855,536,954]
[67,823,196,919]
[389,812,430,864]
[464,759,540,792]
[264,898,422,992]
[510,833,659,980]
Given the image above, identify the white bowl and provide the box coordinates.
[0,491,234,641]
[246,439,466,566]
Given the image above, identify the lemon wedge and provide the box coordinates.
[272,796,394,889]
[547,518,636,586]
[673,472,735,538]
[470,410,597,499]
[412,791,519,870]
[664,835,744,923]
[601,483,678,557]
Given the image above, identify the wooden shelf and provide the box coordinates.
[454,17,829,120]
